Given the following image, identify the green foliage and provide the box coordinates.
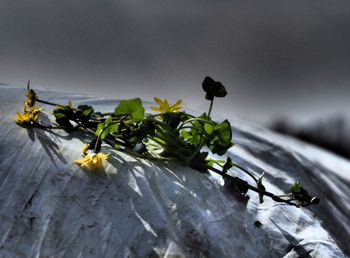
[77,104,94,117]
[132,118,156,142]
[53,102,96,130]
[162,112,190,129]
[53,102,75,130]
[114,98,145,122]
[206,158,225,168]
[95,119,119,140]
[76,105,94,126]
[204,123,214,134]
[207,120,233,155]
[21,76,319,208]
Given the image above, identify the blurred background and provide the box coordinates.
[1,0,350,157]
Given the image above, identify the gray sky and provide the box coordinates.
[1,0,350,124]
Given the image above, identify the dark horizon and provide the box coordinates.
[1,0,350,124]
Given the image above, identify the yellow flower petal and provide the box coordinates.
[154,97,164,106]
[74,152,108,170]
[151,97,182,114]
[163,99,169,108]
[82,143,90,156]
[170,99,182,112]
[14,110,38,124]
[150,107,161,112]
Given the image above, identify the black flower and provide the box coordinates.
[202,76,227,101]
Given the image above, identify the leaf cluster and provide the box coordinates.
[53,102,95,130]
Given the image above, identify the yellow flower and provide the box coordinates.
[24,88,37,109]
[24,80,37,109]
[74,153,109,170]
[150,97,182,113]
[14,106,42,124]
[14,112,35,124]
[74,143,108,170]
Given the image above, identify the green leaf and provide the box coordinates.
[53,111,66,119]
[77,105,94,117]
[94,112,103,117]
[206,158,215,167]
[53,108,74,130]
[75,105,94,126]
[204,123,213,134]
[114,98,145,122]
[214,120,232,144]
[290,180,301,194]
[100,128,110,140]
[95,122,119,140]
[207,120,233,155]
[95,122,105,137]
[206,158,225,168]
[105,117,113,125]
[181,130,190,140]
[109,123,119,134]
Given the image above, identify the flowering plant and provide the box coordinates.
[14,76,319,208]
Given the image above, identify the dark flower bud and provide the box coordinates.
[311,197,320,205]
[202,76,227,100]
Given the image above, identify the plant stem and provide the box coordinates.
[208,166,299,207]
[94,122,117,152]
[233,163,258,183]
[178,117,215,130]
[36,98,63,107]
[101,112,115,116]
[274,193,293,198]
[33,122,65,130]
[208,99,214,117]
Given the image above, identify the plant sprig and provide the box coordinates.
[14,77,320,208]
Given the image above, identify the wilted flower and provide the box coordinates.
[74,153,109,170]
[25,89,37,109]
[24,81,37,109]
[74,143,108,170]
[202,76,227,101]
[151,97,182,113]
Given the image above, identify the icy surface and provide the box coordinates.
[0,86,349,257]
